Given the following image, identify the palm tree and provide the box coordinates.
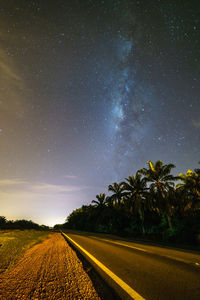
[177,168,200,213]
[174,185,190,217]
[108,182,125,207]
[140,160,177,229]
[122,172,148,234]
[92,193,107,209]
[194,161,200,175]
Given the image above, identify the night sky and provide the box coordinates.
[0,0,199,226]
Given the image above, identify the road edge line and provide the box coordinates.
[62,232,145,300]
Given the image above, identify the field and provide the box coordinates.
[0,230,50,273]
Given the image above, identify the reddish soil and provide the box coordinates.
[0,233,101,299]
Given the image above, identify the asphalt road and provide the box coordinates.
[63,231,200,300]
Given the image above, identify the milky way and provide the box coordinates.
[0,0,199,225]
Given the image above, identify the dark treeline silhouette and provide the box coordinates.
[0,216,49,230]
[61,160,200,246]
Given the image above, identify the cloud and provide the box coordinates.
[0,32,30,121]
[0,179,28,186]
[0,178,92,226]
[192,120,200,128]
[33,183,87,193]
[0,178,89,194]
[63,175,78,179]
[0,47,21,79]
[0,47,23,90]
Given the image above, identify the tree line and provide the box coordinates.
[0,216,49,230]
[61,160,200,245]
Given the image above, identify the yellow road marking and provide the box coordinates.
[91,237,147,252]
[62,232,145,300]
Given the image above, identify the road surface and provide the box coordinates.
[63,231,200,300]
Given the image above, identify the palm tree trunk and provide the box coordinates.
[166,214,173,230]
[139,209,145,234]
[141,224,145,234]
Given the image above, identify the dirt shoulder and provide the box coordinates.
[0,233,101,299]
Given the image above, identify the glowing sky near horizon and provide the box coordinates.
[0,0,199,226]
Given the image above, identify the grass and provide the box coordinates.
[0,230,51,273]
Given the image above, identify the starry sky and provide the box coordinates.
[0,0,199,226]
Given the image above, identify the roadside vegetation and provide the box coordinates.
[0,217,49,230]
[59,160,200,246]
[0,230,50,272]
